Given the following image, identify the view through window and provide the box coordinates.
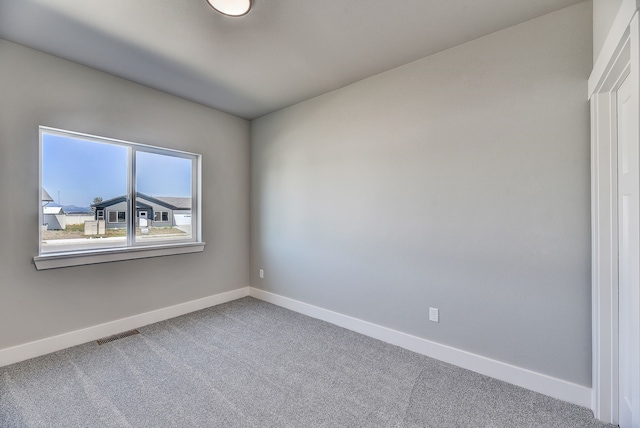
[40,127,199,256]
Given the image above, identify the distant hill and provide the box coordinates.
[46,203,92,214]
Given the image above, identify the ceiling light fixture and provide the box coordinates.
[206,0,252,17]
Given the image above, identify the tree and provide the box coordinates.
[91,196,103,214]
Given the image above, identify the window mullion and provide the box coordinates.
[128,146,136,247]
[194,156,201,242]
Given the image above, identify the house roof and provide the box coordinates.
[42,188,54,203]
[62,205,92,214]
[92,193,191,210]
[43,206,64,215]
[91,195,127,209]
[153,197,191,210]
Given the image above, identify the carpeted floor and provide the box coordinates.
[0,297,615,427]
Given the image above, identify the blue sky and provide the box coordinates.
[43,134,191,207]
[136,151,192,198]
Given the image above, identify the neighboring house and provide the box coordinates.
[42,191,94,229]
[153,196,192,226]
[41,188,66,230]
[43,205,66,230]
[91,193,191,229]
[42,188,54,205]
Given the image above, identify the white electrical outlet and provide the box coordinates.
[259,269,264,279]
[429,307,439,323]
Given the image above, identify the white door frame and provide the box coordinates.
[590,1,640,424]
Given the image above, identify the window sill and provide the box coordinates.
[33,242,206,270]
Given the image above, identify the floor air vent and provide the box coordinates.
[97,329,140,345]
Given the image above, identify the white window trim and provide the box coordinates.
[36,126,204,270]
[107,210,126,224]
[154,210,169,222]
[34,242,205,270]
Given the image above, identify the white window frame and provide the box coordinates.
[35,126,205,270]
[154,211,169,222]
[107,210,126,224]
[97,210,104,220]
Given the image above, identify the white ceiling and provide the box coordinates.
[0,0,585,119]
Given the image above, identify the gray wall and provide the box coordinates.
[0,40,250,350]
[593,0,624,62]
[251,2,593,386]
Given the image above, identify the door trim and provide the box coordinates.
[590,4,639,424]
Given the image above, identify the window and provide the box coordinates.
[108,211,126,224]
[35,127,204,270]
[154,211,169,222]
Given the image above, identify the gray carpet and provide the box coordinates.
[0,297,615,427]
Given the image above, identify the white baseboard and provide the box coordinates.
[1,286,592,410]
[249,287,592,409]
[0,287,250,368]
